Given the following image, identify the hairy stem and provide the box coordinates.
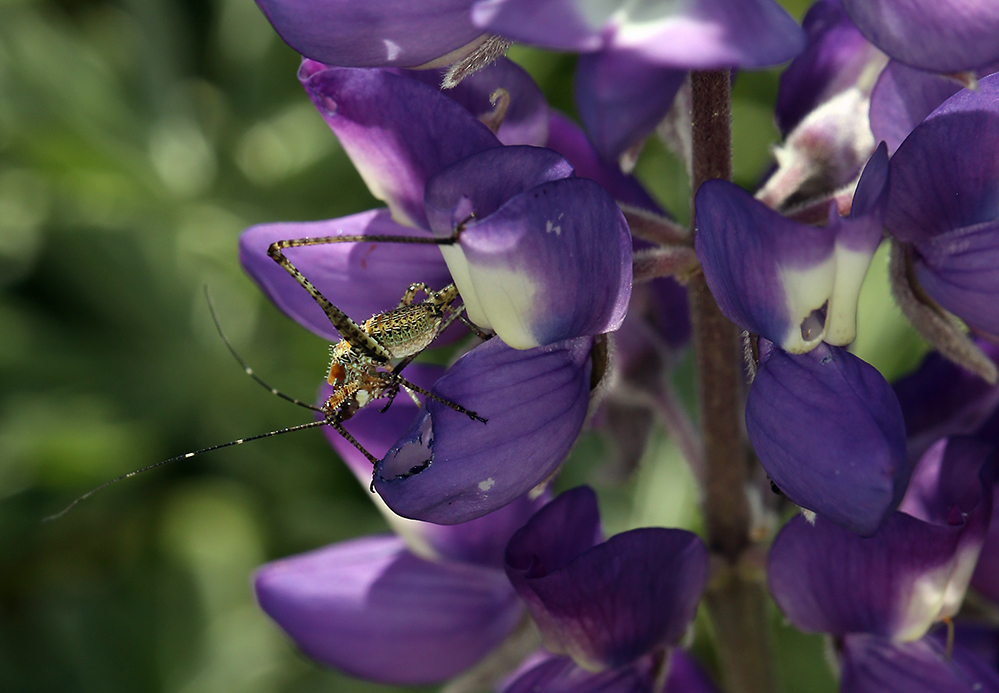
[688,69,776,693]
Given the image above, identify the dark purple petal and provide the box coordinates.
[240,210,452,342]
[841,0,999,72]
[695,176,884,351]
[320,365,545,568]
[574,49,686,163]
[665,650,719,693]
[425,146,632,348]
[472,0,805,69]
[840,633,999,693]
[544,111,661,213]
[403,58,550,147]
[886,73,999,244]
[912,219,999,335]
[374,336,592,523]
[892,340,999,461]
[299,64,500,228]
[506,488,707,670]
[972,484,999,603]
[502,654,657,693]
[898,437,995,619]
[256,0,482,68]
[769,513,966,639]
[869,61,965,154]
[775,0,884,135]
[747,343,908,536]
[254,535,521,684]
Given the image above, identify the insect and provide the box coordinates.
[45,229,487,520]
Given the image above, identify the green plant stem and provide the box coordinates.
[687,69,776,693]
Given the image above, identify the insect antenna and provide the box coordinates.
[43,420,329,522]
[204,286,322,414]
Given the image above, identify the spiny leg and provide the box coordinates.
[268,240,392,362]
[331,419,379,466]
[396,377,487,423]
[398,282,434,308]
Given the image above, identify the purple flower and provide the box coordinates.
[885,72,999,338]
[254,364,547,682]
[473,0,805,162]
[747,340,908,536]
[504,486,708,671]
[696,144,889,353]
[254,0,483,68]
[841,0,999,73]
[760,0,887,211]
[768,436,997,691]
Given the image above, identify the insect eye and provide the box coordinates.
[328,363,346,387]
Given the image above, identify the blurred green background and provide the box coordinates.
[0,0,923,691]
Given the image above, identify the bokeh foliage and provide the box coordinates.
[0,0,919,691]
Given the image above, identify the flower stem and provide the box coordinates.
[688,69,776,693]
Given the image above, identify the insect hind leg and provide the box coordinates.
[397,377,487,424]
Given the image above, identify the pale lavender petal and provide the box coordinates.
[505,488,708,670]
[776,0,883,135]
[747,343,908,536]
[403,58,550,146]
[240,210,452,342]
[840,633,999,693]
[255,0,482,68]
[574,49,686,163]
[374,336,593,523]
[841,0,999,72]
[299,63,500,228]
[472,0,805,69]
[425,146,632,348]
[254,535,521,684]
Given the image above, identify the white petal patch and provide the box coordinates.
[469,263,541,350]
[383,39,402,61]
[824,243,879,346]
[478,477,496,492]
[778,256,836,353]
[440,245,492,330]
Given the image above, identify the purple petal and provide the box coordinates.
[403,58,550,147]
[666,650,720,693]
[747,343,908,536]
[574,49,686,163]
[374,336,593,524]
[299,64,500,228]
[544,111,661,213]
[320,365,548,568]
[240,210,452,342]
[841,0,999,72]
[425,146,632,348]
[971,484,999,603]
[840,633,999,693]
[885,72,999,244]
[255,0,482,68]
[254,535,521,684]
[695,177,884,351]
[869,61,965,154]
[506,488,708,670]
[775,0,884,135]
[892,340,999,461]
[911,219,999,335]
[502,654,657,693]
[897,437,995,619]
[472,0,805,69]
[769,513,968,639]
